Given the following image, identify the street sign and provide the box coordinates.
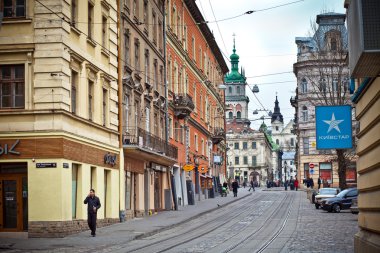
[309,163,315,169]
[183,164,194,172]
[310,169,314,174]
[316,105,352,149]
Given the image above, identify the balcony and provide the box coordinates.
[172,93,195,119]
[122,127,178,166]
[212,127,225,144]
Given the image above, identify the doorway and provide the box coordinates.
[154,171,162,211]
[0,163,28,232]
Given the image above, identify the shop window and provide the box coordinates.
[0,65,25,109]
[319,162,332,185]
[104,170,111,218]
[304,163,310,179]
[72,164,79,219]
[125,172,132,210]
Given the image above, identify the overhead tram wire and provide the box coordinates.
[208,0,229,59]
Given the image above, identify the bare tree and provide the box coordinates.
[297,14,356,189]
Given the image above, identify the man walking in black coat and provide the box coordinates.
[84,189,101,237]
[232,180,239,197]
[248,180,255,191]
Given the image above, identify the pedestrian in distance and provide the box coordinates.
[248,180,255,191]
[232,179,239,197]
[309,177,315,189]
[84,189,101,237]
[318,177,322,189]
[294,178,299,191]
[223,181,229,194]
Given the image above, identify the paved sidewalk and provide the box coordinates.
[0,189,252,252]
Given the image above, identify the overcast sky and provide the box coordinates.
[196,0,346,129]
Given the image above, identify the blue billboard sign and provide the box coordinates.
[315,105,352,149]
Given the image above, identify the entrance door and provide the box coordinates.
[0,174,27,231]
[154,172,162,211]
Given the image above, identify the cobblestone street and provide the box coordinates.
[0,189,359,253]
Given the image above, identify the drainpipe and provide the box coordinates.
[117,0,124,220]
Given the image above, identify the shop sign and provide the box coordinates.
[183,164,194,172]
[198,166,208,173]
[0,139,20,156]
[36,163,57,168]
[104,153,117,166]
[316,105,352,149]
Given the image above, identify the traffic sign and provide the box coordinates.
[309,163,315,169]
[310,169,314,174]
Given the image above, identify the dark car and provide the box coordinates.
[321,188,358,213]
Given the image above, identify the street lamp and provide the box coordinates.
[252,109,273,116]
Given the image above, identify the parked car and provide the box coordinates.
[350,198,359,214]
[321,188,358,213]
[315,188,340,209]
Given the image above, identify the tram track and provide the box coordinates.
[123,193,272,253]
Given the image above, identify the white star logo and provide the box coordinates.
[323,113,344,133]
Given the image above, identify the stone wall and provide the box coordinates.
[28,218,119,238]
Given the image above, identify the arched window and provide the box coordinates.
[228,111,233,119]
[228,86,232,94]
[301,106,308,122]
[330,38,337,51]
[301,78,307,93]
[236,86,240,94]
[237,111,241,119]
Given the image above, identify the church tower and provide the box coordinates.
[225,38,250,128]
[271,95,284,135]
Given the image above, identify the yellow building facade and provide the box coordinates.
[0,0,121,237]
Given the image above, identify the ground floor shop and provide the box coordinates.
[0,137,120,237]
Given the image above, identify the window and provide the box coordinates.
[236,111,241,119]
[243,156,248,165]
[183,26,188,50]
[88,80,94,120]
[0,65,25,109]
[153,60,158,90]
[169,117,173,138]
[276,139,279,145]
[330,38,337,51]
[235,156,239,165]
[252,142,257,149]
[320,162,332,184]
[124,31,130,65]
[192,36,196,60]
[145,106,150,132]
[71,70,78,114]
[319,78,327,92]
[133,0,138,17]
[3,0,26,18]
[123,94,129,128]
[152,11,157,43]
[243,142,248,150]
[71,0,78,26]
[252,156,257,166]
[102,16,108,47]
[134,40,140,70]
[194,134,198,151]
[304,163,310,179]
[201,139,204,155]
[174,121,179,141]
[159,66,164,94]
[332,78,338,92]
[234,142,239,150]
[144,50,149,83]
[88,2,94,40]
[72,164,79,219]
[102,88,107,126]
[158,20,163,50]
[301,106,308,122]
[171,6,176,31]
[193,83,197,112]
[228,86,232,94]
[303,137,309,155]
[275,126,279,131]
[290,138,294,146]
[301,78,307,93]
[236,86,240,94]
[228,111,233,119]
[143,0,148,31]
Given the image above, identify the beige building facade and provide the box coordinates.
[0,0,120,237]
[345,0,380,252]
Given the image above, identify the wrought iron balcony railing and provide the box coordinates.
[172,93,195,119]
[122,127,178,160]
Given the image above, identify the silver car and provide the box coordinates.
[315,188,340,209]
